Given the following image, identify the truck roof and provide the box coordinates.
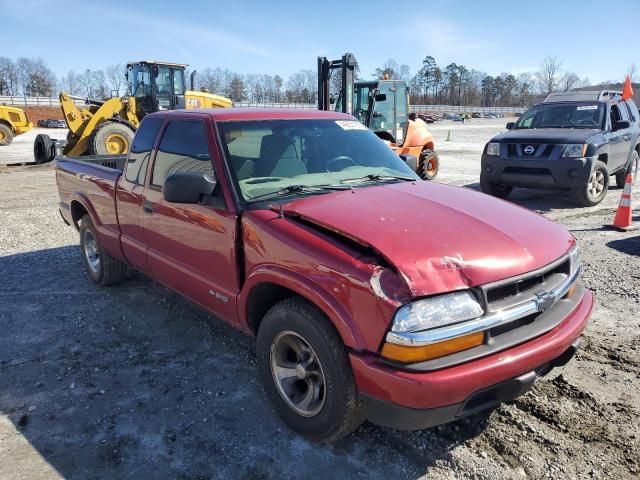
[151,108,354,122]
[544,90,623,103]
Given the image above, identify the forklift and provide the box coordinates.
[318,53,439,180]
[34,60,232,163]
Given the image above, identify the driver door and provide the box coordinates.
[143,118,240,323]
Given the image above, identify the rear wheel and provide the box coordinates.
[0,123,13,146]
[480,173,513,199]
[33,134,54,163]
[88,122,135,156]
[615,150,638,188]
[573,160,609,206]
[418,149,440,180]
[256,297,364,442]
[79,215,129,286]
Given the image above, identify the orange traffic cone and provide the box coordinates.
[612,173,634,230]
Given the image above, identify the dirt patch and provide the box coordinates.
[20,106,63,123]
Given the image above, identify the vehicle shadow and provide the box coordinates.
[0,246,493,479]
[464,181,582,213]
[607,234,640,256]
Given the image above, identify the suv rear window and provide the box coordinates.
[515,103,604,130]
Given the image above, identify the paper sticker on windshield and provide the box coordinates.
[335,120,367,130]
[577,105,598,110]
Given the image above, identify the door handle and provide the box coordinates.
[142,201,154,214]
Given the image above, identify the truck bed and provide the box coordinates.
[55,155,125,247]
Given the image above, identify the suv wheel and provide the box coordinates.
[573,160,609,206]
[256,297,364,442]
[615,150,638,188]
[480,173,513,199]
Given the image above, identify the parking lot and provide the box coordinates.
[0,118,638,479]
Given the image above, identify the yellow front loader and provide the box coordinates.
[34,61,231,163]
[0,105,33,146]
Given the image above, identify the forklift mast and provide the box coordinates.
[317,53,357,114]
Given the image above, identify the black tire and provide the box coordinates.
[88,122,135,156]
[256,297,365,442]
[573,160,609,206]
[480,173,513,199]
[615,150,638,188]
[79,215,129,286]
[33,134,54,164]
[0,123,13,146]
[418,149,440,181]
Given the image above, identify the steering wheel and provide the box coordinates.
[243,177,286,184]
[326,155,356,172]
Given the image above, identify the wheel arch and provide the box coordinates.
[0,119,15,133]
[240,267,365,349]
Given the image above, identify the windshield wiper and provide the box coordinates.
[340,174,416,185]
[248,184,349,202]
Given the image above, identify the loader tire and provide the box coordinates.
[34,134,54,163]
[89,122,135,156]
[418,149,440,181]
[0,123,13,146]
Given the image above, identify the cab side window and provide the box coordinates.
[125,118,163,184]
[152,120,212,188]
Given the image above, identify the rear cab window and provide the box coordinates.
[151,120,213,189]
[125,118,163,184]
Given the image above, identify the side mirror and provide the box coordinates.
[163,171,217,204]
[613,120,630,132]
[399,154,418,172]
[506,122,515,130]
[374,93,387,102]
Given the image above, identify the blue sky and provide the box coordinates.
[1,0,638,83]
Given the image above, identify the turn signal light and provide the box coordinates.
[381,332,484,363]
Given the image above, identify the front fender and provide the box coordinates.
[403,118,434,150]
[238,264,366,349]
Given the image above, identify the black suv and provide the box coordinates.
[480,91,639,206]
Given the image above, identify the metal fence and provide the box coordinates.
[0,96,528,114]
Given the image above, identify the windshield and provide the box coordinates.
[218,119,417,203]
[130,64,151,98]
[514,103,605,129]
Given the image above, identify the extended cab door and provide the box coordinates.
[142,117,241,323]
[116,117,164,274]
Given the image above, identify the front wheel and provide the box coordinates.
[256,297,365,442]
[480,173,513,199]
[418,149,440,180]
[0,123,14,146]
[615,150,638,188]
[88,122,135,155]
[573,160,609,206]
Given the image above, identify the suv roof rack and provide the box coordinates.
[544,90,623,103]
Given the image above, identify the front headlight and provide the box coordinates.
[562,144,587,158]
[486,142,500,156]
[391,291,484,333]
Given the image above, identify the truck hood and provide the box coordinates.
[282,181,574,297]
[492,128,600,144]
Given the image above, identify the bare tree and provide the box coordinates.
[105,64,125,96]
[0,57,18,95]
[560,72,581,92]
[536,56,563,95]
[60,70,81,94]
[627,63,638,82]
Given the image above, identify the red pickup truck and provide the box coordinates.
[56,108,593,442]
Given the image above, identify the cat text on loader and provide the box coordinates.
[318,53,439,180]
[33,61,232,163]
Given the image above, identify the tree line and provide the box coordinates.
[0,55,636,107]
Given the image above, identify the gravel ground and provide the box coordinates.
[0,118,638,479]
